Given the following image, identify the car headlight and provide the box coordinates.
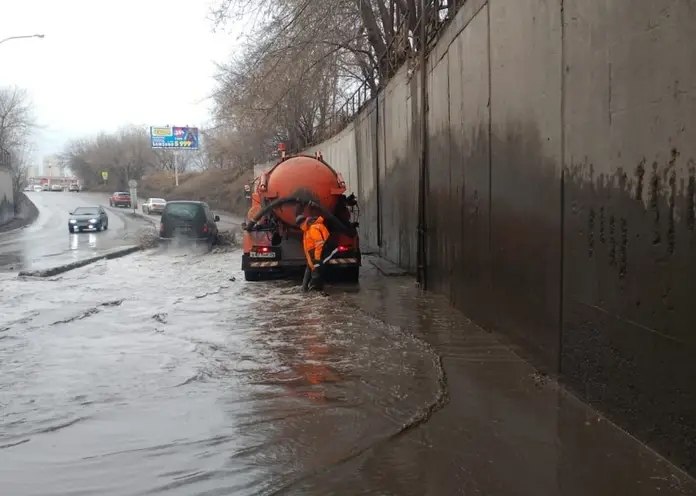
[69,219,76,224]
[89,218,97,223]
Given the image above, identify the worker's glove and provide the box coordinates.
[313,262,322,269]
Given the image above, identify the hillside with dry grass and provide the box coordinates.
[138,168,253,217]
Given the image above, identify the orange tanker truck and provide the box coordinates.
[241,146,361,282]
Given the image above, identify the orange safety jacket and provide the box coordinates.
[300,216,330,270]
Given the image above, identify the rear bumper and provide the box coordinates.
[160,236,212,244]
[112,201,131,206]
[241,254,361,271]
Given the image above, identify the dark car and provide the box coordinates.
[109,191,131,207]
[68,206,109,233]
[159,201,220,248]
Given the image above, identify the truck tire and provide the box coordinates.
[244,270,262,281]
[344,267,359,283]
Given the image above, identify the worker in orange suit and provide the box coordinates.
[296,213,333,292]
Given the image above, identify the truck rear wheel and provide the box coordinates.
[244,270,263,281]
[343,267,359,283]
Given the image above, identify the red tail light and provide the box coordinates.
[159,223,164,233]
[254,246,270,253]
[202,223,208,233]
[337,245,349,252]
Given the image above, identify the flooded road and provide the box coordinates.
[0,192,150,272]
[1,243,695,495]
[0,249,443,495]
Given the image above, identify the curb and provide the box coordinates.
[129,211,159,226]
[18,245,142,278]
[368,257,408,277]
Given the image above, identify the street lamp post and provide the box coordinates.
[0,34,45,46]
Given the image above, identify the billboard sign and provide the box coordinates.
[150,126,199,150]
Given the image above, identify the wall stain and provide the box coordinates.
[587,208,595,257]
[635,159,646,201]
[608,215,616,266]
[667,149,679,255]
[687,160,696,232]
[619,217,628,278]
[650,161,661,245]
[565,149,696,477]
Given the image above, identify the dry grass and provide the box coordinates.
[139,168,254,217]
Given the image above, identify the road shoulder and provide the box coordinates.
[0,193,39,234]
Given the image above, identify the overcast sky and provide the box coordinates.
[0,0,242,167]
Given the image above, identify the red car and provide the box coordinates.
[109,191,132,208]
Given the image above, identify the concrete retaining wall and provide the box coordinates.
[253,0,696,475]
[0,167,14,225]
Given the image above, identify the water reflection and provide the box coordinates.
[219,284,444,492]
[69,233,98,250]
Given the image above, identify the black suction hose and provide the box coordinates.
[246,196,357,237]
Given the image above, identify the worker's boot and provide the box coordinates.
[310,269,324,291]
[301,266,311,292]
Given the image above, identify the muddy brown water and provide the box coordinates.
[0,249,443,495]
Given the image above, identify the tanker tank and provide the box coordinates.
[263,155,341,226]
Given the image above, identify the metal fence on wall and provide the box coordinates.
[311,0,465,147]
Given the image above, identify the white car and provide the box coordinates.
[50,184,63,192]
[142,198,167,214]
[33,185,42,192]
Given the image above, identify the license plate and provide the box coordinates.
[250,251,275,258]
[175,227,191,234]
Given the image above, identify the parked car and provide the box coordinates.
[33,185,43,192]
[159,201,219,249]
[51,184,64,192]
[142,198,166,214]
[68,183,80,192]
[109,191,131,207]
[41,184,50,191]
[68,206,109,233]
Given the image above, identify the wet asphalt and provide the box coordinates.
[0,191,151,273]
[1,194,695,495]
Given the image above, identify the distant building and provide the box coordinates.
[43,155,63,178]
[27,165,39,178]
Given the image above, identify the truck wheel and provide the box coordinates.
[344,267,359,283]
[244,270,262,281]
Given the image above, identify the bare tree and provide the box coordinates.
[0,86,37,212]
[63,126,160,189]
[153,149,195,173]
[0,86,35,151]
[208,0,458,155]
[9,142,34,212]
